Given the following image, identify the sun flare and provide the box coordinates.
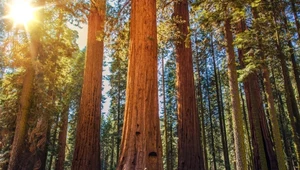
[7,0,36,27]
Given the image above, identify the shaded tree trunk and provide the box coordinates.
[161,54,171,170]
[174,0,205,169]
[195,42,208,170]
[8,64,35,170]
[282,9,300,101]
[224,17,247,170]
[116,0,163,169]
[116,57,121,164]
[290,0,300,41]
[262,65,286,170]
[40,123,51,170]
[110,136,115,170]
[169,116,174,170]
[272,67,296,169]
[237,17,279,170]
[48,114,59,170]
[206,69,217,170]
[239,88,253,169]
[71,1,106,169]
[247,5,287,168]
[272,69,294,170]
[218,69,231,170]
[55,104,70,170]
[211,34,230,170]
[270,2,300,162]
[8,19,41,169]
[241,73,268,170]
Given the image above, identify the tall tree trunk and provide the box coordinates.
[251,74,278,170]
[173,0,205,169]
[282,9,300,101]
[206,68,217,170]
[195,44,208,170]
[55,104,70,170]
[116,56,121,164]
[26,84,55,170]
[116,0,163,169]
[242,73,268,170]
[48,114,59,170]
[71,1,105,169]
[287,41,300,100]
[218,69,230,170]
[239,88,253,169]
[40,122,51,170]
[23,113,50,170]
[110,136,115,170]
[162,54,170,170]
[224,17,247,170]
[290,0,300,41]
[272,67,296,169]
[270,0,300,162]
[237,17,279,169]
[262,65,286,170]
[278,52,300,162]
[211,34,230,170]
[249,5,287,169]
[169,116,174,170]
[8,18,40,169]
[8,63,35,170]
[271,68,297,169]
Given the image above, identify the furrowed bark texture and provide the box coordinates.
[117,0,163,169]
[71,2,105,170]
[174,0,205,169]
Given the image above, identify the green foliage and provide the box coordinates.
[0,0,299,169]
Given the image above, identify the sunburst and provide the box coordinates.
[4,0,40,30]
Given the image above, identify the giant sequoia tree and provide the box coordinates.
[7,4,42,169]
[116,0,163,169]
[173,0,205,169]
[2,0,300,170]
[71,1,106,169]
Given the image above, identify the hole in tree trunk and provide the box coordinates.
[148,152,157,157]
[136,131,140,135]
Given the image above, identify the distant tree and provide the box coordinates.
[224,16,247,170]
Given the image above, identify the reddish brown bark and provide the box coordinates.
[71,1,105,170]
[174,0,205,169]
[8,19,40,169]
[116,0,163,169]
[8,64,34,170]
[236,19,278,170]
